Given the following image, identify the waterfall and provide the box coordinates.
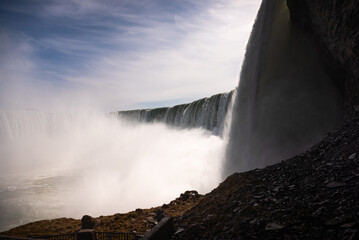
[0,109,226,231]
[224,0,344,175]
[117,91,233,136]
[0,110,85,138]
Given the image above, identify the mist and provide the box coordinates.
[0,110,225,231]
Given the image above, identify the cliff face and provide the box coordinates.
[287,0,359,111]
[224,0,345,175]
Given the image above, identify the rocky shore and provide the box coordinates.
[172,113,359,240]
[1,191,202,237]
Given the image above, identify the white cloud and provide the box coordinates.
[0,0,262,111]
[63,0,262,110]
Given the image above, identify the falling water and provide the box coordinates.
[118,91,233,136]
[224,0,344,175]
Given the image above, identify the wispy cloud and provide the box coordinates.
[0,0,261,111]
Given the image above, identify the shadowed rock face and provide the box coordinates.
[224,0,345,175]
[287,0,359,110]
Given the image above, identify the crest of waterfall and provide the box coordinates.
[224,0,344,176]
[117,91,233,136]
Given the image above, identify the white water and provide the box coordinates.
[118,91,233,136]
[224,0,344,175]
[0,110,225,231]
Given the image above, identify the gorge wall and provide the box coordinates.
[224,0,348,175]
[287,0,359,111]
[116,91,233,136]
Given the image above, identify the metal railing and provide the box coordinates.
[29,234,76,240]
[29,232,144,240]
[95,232,139,240]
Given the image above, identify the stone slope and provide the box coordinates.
[173,113,359,239]
[1,191,202,237]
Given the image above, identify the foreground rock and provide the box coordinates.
[172,113,359,239]
[1,191,202,237]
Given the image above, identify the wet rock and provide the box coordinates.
[325,217,345,226]
[341,222,356,228]
[344,229,358,240]
[233,207,240,213]
[174,228,185,235]
[348,153,357,160]
[265,223,285,230]
[326,182,346,188]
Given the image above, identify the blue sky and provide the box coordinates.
[0,0,261,111]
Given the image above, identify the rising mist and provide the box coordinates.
[0,110,226,231]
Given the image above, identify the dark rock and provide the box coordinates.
[174,228,185,235]
[179,191,199,201]
[155,209,165,222]
[146,216,157,225]
[81,215,97,230]
[341,222,356,228]
[348,153,357,160]
[77,229,95,240]
[326,182,346,188]
[142,216,174,240]
[265,223,285,231]
[325,217,345,226]
[344,229,358,240]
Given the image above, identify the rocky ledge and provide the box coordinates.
[1,191,202,237]
[172,113,359,240]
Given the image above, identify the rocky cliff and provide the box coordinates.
[287,0,359,111]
